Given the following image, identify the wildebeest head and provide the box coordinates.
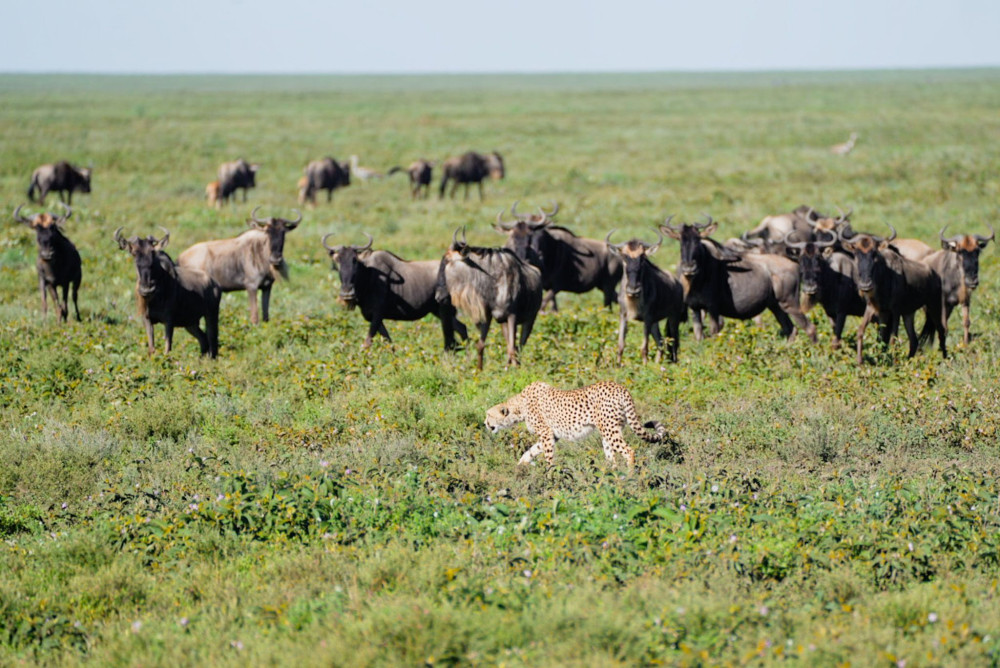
[247,164,259,188]
[487,152,505,180]
[661,215,719,278]
[940,223,995,290]
[605,228,662,298]
[840,223,896,295]
[785,231,837,302]
[115,226,172,297]
[15,203,71,261]
[322,232,373,308]
[494,201,558,266]
[75,167,93,194]
[248,206,302,269]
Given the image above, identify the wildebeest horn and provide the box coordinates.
[975,223,996,243]
[57,202,72,221]
[510,200,522,219]
[694,214,714,230]
[648,228,663,253]
[113,227,127,249]
[282,209,302,228]
[782,232,809,250]
[883,222,897,243]
[495,210,515,231]
[13,205,34,225]
[939,224,963,245]
[355,233,373,252]
[814,230,837,248]
[250,205,269,227]
[661,214,677,231]
[157,226,170,248]
[542,201,559,217]
[321,232,339,253]
[604,229,627,250]
[836,205,853,221]
[452,227,467,246]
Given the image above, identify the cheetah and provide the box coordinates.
[484,381,668,468]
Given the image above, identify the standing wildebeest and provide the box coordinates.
[299,157,351,205]
[435,228,542,370]
[606,227,686,364]
[114,227,221,358]
[439,151,504,200]
[217,159,259,205]
[662,217,817,342]
[495,202,623,312]
[322,232,468,350]
[785,232,867,350]
[27,161,92,206]
[177,207,301,324]
[388,159,433,199]
[14,203,82,322]
[839,224,947,365]
[919,223,994,345]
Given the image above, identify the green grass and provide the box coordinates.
[1,70,1000,665]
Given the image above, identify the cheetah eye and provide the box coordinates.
[500,407,509,416]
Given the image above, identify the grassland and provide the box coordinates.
[1,70,1000,666]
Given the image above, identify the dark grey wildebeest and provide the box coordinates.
[27,161,92,206]
[662,217,816,342]
[14,203,82,322]
[435,228,542,370]
[606,227,686,364]
[299,157,351,205]
[322,233,468,349]
[177,207,301,324]
[388,159,433,199]
[217,159,259,205]
[115,227,221,358]
[918,223,994,345]
[495,202,623,312]
[439,151,504,201]
[839,224,947,365]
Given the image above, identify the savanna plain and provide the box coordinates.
[2,70,1000,666]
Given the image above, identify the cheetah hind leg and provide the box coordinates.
[600,430,636,469]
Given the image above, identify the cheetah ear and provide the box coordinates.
[500,407,509,416]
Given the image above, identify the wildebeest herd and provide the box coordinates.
[12,159,995,369]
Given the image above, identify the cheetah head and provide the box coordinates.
[484,399,524,433]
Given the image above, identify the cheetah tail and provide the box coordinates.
[624,398,666,443]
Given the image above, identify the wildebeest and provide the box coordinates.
[606,227,686,363]
[114,227,221,358]
[435,228,542,370]
[662,217,817,342]
[217,159,259,205]
[839,224,947,365]
[322,233,468,350]
[892,238,935,262]
[14,203,82,322]
[742,205,852,247]
[495,201,623,312]
[177,207,301,324]
[919,223,995,345]
[299,157,351,205]
[785,232,867,349]
[439,151,504,200]
[388,159,433,199]
[27,161,92,206]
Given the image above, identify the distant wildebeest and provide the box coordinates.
[892,237,935,262]
[217,159,259,205]
[114,227,221,358]
[27,161,92,206]
[435,228,542,370]
[839,224,947,365]
[742,205,852,248]
[439,151,504,200]
[14,203,82,322]
[205,181,221,208]
[299,157,351,205]
[349,155,383,182]
[830,132,859,156]
[322,232,468,350]
[662,216,817,342]
[606,227,686,363]
[919,223,994,345]
[785,232,867,350]
[495,201,623,312]
[177,207,301,324]
[388,159,433,199]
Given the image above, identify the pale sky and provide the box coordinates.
[2,0,998,73]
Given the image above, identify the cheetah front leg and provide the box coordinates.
[518,427,556,466]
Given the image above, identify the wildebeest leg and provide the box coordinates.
[617,310,629,364]
[163,321,175,355]
[691,309,704,341]
[502,316,518,366]
[960,302,970,345]
[475,319,491,371]
[205,309,219,358]
[666,316,681,363]
[477,182,484,201]
[247,287,259,324]
[541,290,559,313]
[518,311,537,351]
[708,312,723,337]
[186,325,209,356]
[856,306,876,365]
[71,279,81,322]
[46,283,63,321]
[143,317,156,357]
[261,285,272,322]
[647,320,665,364]
[902,313,919,358]
[38,275,49,316]
[464,183,471,201]
[327,188,333,203]
[831,313,848,350]
[58,283,70,323]
[768,305,795,340]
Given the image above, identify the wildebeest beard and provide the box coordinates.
[270,260,289,281]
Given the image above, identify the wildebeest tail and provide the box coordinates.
[387,166,404,176]
[623,395,666,443]
[27,176,38,202]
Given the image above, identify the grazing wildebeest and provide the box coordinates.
[605,227,686,363]
[217,159,259,205]
[435,228,542,370]
[14,203,82,322]
[299,157,351,205]
[839,223,947,365]
[919,223,994,345]
[177,207,301,324]
[114,227,221,358]
[785,232,867,350]
[495,201,623,312]
[439,151,504,200]
[662,217,816,342]
[388,159,433,199]
[322,232,468,350]
[27,161,92,206]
